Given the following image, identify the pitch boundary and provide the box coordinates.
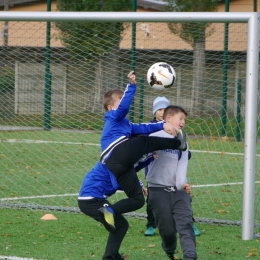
[1,180,260,202]
[0,256,44,260]
[2,138,260,157]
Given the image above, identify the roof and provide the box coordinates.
[137,0,167,11]
[0,0,167,11]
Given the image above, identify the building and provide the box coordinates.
[0,0,258,51]
[0,0,258,116]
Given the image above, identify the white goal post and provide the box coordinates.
[0,11,259,241]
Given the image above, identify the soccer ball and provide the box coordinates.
[147,62,176,90]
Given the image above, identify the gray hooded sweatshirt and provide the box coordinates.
[146,130,188,191]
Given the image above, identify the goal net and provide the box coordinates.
[0,10,259,239]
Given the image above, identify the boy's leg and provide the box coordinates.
[109,166,145,215]
[103,135,182,226]
[78,198,103,221]
[97,166,144,233]
[146,200,156,228]
[106,136,181,175]
[78,199,128,259]
[105,136,181,215]
[145,193,156,236]
[103,215,129,260]
[148,188,177,256]
[172,191,197,260]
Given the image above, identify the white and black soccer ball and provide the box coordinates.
[147,62,176,90]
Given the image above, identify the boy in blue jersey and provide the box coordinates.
[78,161,147,260]
[98,71,187,236]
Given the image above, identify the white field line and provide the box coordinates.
[192,181,260,188]
[2,181,260,202]
[0,139,99,146]
[190,149,260,157]
[1,138,260,157]
[0,193,78,201]
[0,256,45,260]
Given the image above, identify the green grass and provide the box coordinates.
[1,129,260,260]
[0,113,105,130]
[0,130,102,143]
[0,208,259,260]
[1,130,260,223]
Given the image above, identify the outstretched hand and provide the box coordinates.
[163,122,178,137]
[142,186,148,196]
[183,183,191,194]
[128,71,136,85]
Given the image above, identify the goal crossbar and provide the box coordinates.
[0,11,256,23]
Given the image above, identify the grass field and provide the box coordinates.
[2,113,260,137]
[0,208,259,260]
[1,129,260,259]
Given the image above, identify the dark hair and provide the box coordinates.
[163,105,187,120]
[103,89,124,111]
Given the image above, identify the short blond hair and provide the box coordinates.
[103,89,124,111]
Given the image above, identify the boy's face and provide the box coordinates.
[154,108,165,121]
[166,112,186,129]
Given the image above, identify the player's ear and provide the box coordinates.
[164,113,171,122]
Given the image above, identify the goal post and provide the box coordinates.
[0,11,259,241]
[242,12,259,241]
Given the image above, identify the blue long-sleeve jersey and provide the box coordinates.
[79,82,166,199]
[78,162,120,199]
[100,83,165,163]
[78,160,149,199]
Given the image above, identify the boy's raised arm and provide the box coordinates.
[112,71,137,121]
[128,71,136,84]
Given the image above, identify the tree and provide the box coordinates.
[166,0,219,115]
[55,0,131,60]
[0,67,14,94]
[55,0,131,112]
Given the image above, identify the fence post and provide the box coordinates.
[236,78,241,141]
[129,0,137,122]
[44,0,52,130]
[139,76,144,123]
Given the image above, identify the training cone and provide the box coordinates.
[40,214,57,220]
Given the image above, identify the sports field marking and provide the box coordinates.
[0,139,99,146]
[190,149,260,157]
[1,180,260,202]
[0,193,78,201]
[0,256,44,260]
[2,139,260,157]
[192,181,260,188]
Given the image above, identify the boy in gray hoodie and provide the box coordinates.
[146,105,197,260]
[144,97,200,237]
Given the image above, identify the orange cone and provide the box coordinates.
[40,214,58,220]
